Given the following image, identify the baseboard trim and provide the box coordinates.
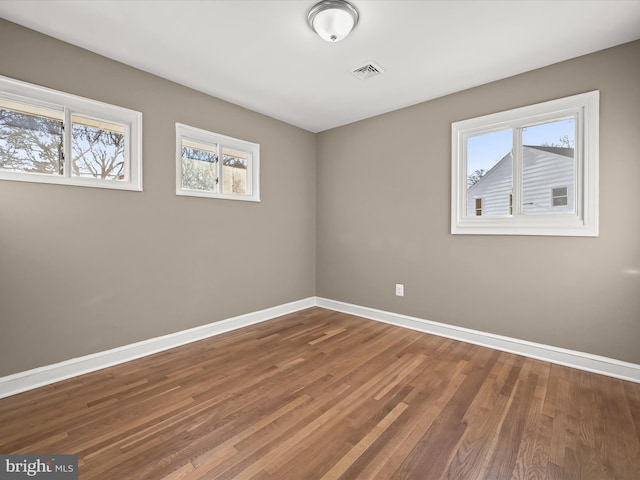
[3,296,638,399]
[316,297,640,384]
[0,297,316,399]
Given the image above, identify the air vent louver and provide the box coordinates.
[350,62,384,80]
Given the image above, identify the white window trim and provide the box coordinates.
[176,123,260,202]
[0,75,142,191]
[451,91,599,236]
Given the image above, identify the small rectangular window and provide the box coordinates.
[451,91,599,236]
[475,198,482,216]
[0,75,142,191]
[176,123,259,202]
[552,186,569,207]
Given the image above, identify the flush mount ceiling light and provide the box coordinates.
[307,0,359,42]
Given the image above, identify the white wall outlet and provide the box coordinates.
[395,283,404,297]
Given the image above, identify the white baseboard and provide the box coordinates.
[0,297,316,399]
[2,296,638,399]
[316,297,640,384]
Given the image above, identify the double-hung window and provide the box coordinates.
[0,75,142,191]
[176,123,260,202]
[451,91,599,236]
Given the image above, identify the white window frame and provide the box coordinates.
[176,123,260,202]
[0,75,142,191]
[451,91,599,236]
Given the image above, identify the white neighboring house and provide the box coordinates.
[467,146,574,217]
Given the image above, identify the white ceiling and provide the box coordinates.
[1,0,639,133]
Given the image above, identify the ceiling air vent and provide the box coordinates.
[350,62,384,80]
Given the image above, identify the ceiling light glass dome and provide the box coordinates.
[307,0,359,42]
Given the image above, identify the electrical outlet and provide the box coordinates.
[395,283,404,297]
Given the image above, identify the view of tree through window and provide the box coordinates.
[179,137,250,196]
[71,116,126,180]
[0,100,63,175]
[0,98,129,182]
[176,123,259,201]
[181,140,218,191]
[0,76,142,191]
[221,147,248,195]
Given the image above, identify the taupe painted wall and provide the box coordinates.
[0,20,316,376]
[317,40,640,364]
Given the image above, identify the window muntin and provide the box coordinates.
[176,123,259,202]
[451,91,599,236]
[0,75,142,191]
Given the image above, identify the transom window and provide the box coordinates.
[176,123,259,202]
[0,75,142,191]
[451,91,599,236]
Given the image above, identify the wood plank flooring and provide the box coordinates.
[0,307,638,479]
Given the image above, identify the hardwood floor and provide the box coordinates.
[0,307,638,479]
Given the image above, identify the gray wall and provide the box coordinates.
[317,40,640,365]
[0,19,317,376]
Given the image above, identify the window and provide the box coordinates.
[451,91,599,236]
[0,75,142,190]
[176,123,259,202]
[552,186,568,207]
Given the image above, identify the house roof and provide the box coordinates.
[523,145,574,157]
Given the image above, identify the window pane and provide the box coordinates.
[522,118,575,214]
[466,129,512,216]
[0,98,63,175]
[181,139,218,192]
[72,115,126,180]
[222,147,249,195]
[552,186,568,206]
[475,198,482,216]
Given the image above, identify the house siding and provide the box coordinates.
[466,146,574,216]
